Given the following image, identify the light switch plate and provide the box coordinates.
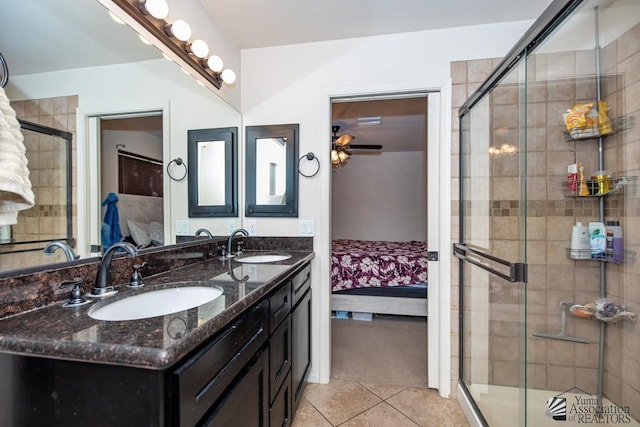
[176,220,189,235]
[246,220,258,236]
[226,219,237,234]
[299,220,315,236]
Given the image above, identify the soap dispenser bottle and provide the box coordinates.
[570,222,590,259]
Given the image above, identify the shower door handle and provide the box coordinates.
[453,243,527,283]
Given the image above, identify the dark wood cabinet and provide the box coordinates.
[0,261,312,427]
[170,300,269,426]
[198,349,269,427]
[291,287,311,414]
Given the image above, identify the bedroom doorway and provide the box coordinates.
[99,114,164,251]
[77,102,170,258]
[329,93,430,387]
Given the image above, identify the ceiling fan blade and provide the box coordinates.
[349,144,382,150]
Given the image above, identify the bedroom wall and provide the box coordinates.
[331,151,427,242]
[241,19,536,390]
[101,126,163,238]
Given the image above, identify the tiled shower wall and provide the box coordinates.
[451,21,639,418]
[1,95,78,270]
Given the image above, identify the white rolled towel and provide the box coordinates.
[0,87,35,225]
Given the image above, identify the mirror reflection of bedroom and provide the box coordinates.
[99,114,164,251]
[330,94,428,387]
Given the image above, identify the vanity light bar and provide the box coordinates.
[100,0,229,90]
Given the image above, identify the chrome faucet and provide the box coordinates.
[91,242,138,296]
[195,228,214,239]
[43,241,78,261]
[227,228,249,257]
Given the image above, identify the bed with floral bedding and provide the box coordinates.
[331,239,428,317]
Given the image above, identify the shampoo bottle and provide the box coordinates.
[570,222,590,259]
[605,220,623,262]
[589,222,606,259]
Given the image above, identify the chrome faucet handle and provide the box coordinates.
[128,262,146,288]
[60,278,88,307]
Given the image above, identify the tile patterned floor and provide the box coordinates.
[292,379,470,427]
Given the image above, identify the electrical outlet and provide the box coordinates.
[246,220,258,236]
[226,219,236,234]
[176,220,189,235]
[299,220,315,236]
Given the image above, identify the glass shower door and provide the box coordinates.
[457,55,529,427]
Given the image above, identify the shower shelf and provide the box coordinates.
[565,248,636,263]
[563,115,635,141]
[568,303,637,324]
[562,175,636,198]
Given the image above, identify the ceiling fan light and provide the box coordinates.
[337,150,349,162]
[335,134,354,147]
[331,150,340,164]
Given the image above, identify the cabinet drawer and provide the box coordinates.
[170,300,269,427]
[270,281,291,333]
[269,315,291,404]
[270,370,292,427]
[291,264,311,307]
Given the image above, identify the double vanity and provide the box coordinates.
[0,237,313,426]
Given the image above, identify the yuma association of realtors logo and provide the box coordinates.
[545,387,632,424]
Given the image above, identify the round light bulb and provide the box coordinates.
[207,55,224,73]
[221,69,236,85]
[189,39,209,58]
[169,19,191,41]
[143,0,169,20]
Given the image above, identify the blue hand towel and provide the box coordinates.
[101,192,122,250]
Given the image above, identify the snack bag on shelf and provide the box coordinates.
[598,100,613,135]
[563,102,599,138]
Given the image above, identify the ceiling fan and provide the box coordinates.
[330,125,382,167]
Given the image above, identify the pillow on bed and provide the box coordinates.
[149,221,164,245]
[127,220,151,247]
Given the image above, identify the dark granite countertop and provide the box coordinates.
[0,250,314,370]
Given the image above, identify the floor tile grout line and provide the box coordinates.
[299,396,342,427]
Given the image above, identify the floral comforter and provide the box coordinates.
[331,240,428,292]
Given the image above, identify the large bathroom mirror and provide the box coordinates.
[245,124,299,217]
[188,127,238,217]
[0,0,241,274]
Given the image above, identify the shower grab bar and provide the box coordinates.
[453,243,527,283]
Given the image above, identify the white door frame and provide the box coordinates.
[320,79,452,397]
[76,101,171,258]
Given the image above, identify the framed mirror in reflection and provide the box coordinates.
[188,127,238,217]
[245,124,299,217]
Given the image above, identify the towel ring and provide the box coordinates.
[167,158,188,181]
[299,152,320,178]
[0,51,9,88]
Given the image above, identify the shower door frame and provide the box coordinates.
[456,0,585,425]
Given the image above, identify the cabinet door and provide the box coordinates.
[269,315,292,403]
[291,288,311,414]
[200,348,269,427]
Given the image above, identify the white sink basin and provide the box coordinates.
[88,286,224,321]
[235,254,291,263]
